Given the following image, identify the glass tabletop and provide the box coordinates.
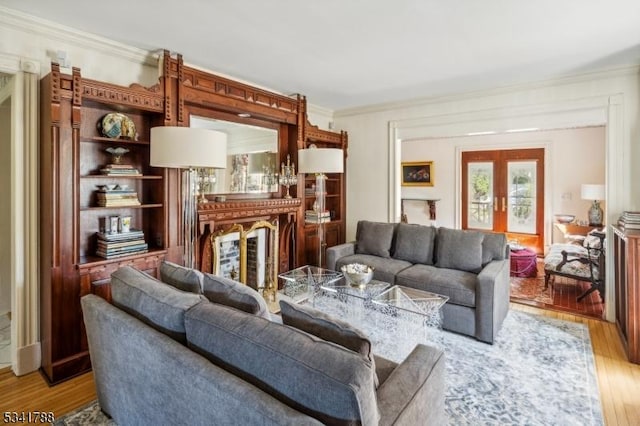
[372,285,449,316]
[278,265,343,302]
[320,278,391,300]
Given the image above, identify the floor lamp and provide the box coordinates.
[298,145,344,268]
[150,127,227,268]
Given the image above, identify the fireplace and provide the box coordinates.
[210,220,278,294]
[197,198,301,278]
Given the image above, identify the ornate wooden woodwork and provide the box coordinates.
[40,64,170,384]
[197,198,300,278]
[40,52,348,384]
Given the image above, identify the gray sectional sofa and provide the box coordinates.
[327,221,510,344]
[81,264,446,425]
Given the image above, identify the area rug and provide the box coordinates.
[54,310,603,426]
[510,274,553,304]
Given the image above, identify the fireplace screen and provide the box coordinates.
[211,220,279,294]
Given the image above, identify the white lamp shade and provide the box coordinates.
[581,184,605,201]
[150,127,227,169]
[298,147,343,174]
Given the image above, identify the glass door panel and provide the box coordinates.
[467,162,494,230]
[462,148,544,253]
[507,161,537,234]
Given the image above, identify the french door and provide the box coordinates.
[462,148,544,253]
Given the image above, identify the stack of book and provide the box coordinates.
[618,211,640,230]
[305,210,330,224]
[96,188,141,207]
[96,229,148,259]
[100,164,141,176]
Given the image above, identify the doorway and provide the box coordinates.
[0,74,13,370]
[462,148,544,253]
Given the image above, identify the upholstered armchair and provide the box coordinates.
[543,230,606,302]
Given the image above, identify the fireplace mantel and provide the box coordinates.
[197,198,301,274]
[198,198,301,233]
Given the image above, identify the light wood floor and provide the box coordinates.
[0,303,639,425]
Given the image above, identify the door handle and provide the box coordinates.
[502,197,506,212]
[494,197,498,212]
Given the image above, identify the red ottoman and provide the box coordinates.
[510,248,538,278]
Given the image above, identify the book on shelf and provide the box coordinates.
[97,200,141,207]
[97,243,148,254]
[95,249,149,259]
[103,164,136,170]
[100,167,141,176]
[97,239,146,249]
[96,229,145,242]
[305,218,330,224]
[305,210,330,217]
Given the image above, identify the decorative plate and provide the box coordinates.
[98,113,136,139]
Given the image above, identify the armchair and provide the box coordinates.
[543,230,605,302]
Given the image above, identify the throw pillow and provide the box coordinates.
[355,220,396,258]
[279,300,379,387]
[159,260,204,294]
[111,266,205,343]
[202,273,270,320]
[393,223,436,265]
[435,227,484,273]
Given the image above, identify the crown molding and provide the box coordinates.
[335,64,640,118]
[307,102,334,119]
[0,6,158,67]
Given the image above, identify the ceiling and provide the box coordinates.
[2,0,640,110]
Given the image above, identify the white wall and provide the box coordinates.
[400,127,606,245]
[0,7,335,132]
[335,69,639,241]
[0,98,10,315]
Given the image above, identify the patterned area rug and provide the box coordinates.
[510,275,553,304]
[55,310,603,426]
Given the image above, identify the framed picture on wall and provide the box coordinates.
[401,161,434,186]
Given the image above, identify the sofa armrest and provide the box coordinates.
[377,344,445,426]
[326,241,355,271]
[475,259,511,343]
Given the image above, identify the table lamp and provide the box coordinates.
[151,126,227,268]
[298,145,343,268]
[580,184,605,227]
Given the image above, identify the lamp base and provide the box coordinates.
[588,201,603,227]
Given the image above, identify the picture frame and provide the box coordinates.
[401,161,434,186]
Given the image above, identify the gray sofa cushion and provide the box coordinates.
[336,254,412,285]
[279,300,379,387]
[202,273,270,320]
[355,220,396,258]
[396,264,478,307]
[435,227,484,273]
[159,260,204,294]
[393,223,437,265]
[110,266,204,343]
[185,302,379,425]
[481,232,508,264]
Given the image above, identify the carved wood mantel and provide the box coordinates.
[197,198,301,275]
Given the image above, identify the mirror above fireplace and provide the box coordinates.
[190,115,279,195]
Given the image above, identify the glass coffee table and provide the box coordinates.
[276,266,448,361]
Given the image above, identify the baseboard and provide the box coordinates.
[14,341,40,376]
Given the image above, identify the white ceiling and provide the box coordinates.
[2,0,640,110]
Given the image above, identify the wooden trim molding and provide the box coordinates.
[81,78,164,112]
[198,198,301,233]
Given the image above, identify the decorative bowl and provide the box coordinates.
[554,214,576,224]
[341,263,374,287]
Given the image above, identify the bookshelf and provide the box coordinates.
[39,64,170,384]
